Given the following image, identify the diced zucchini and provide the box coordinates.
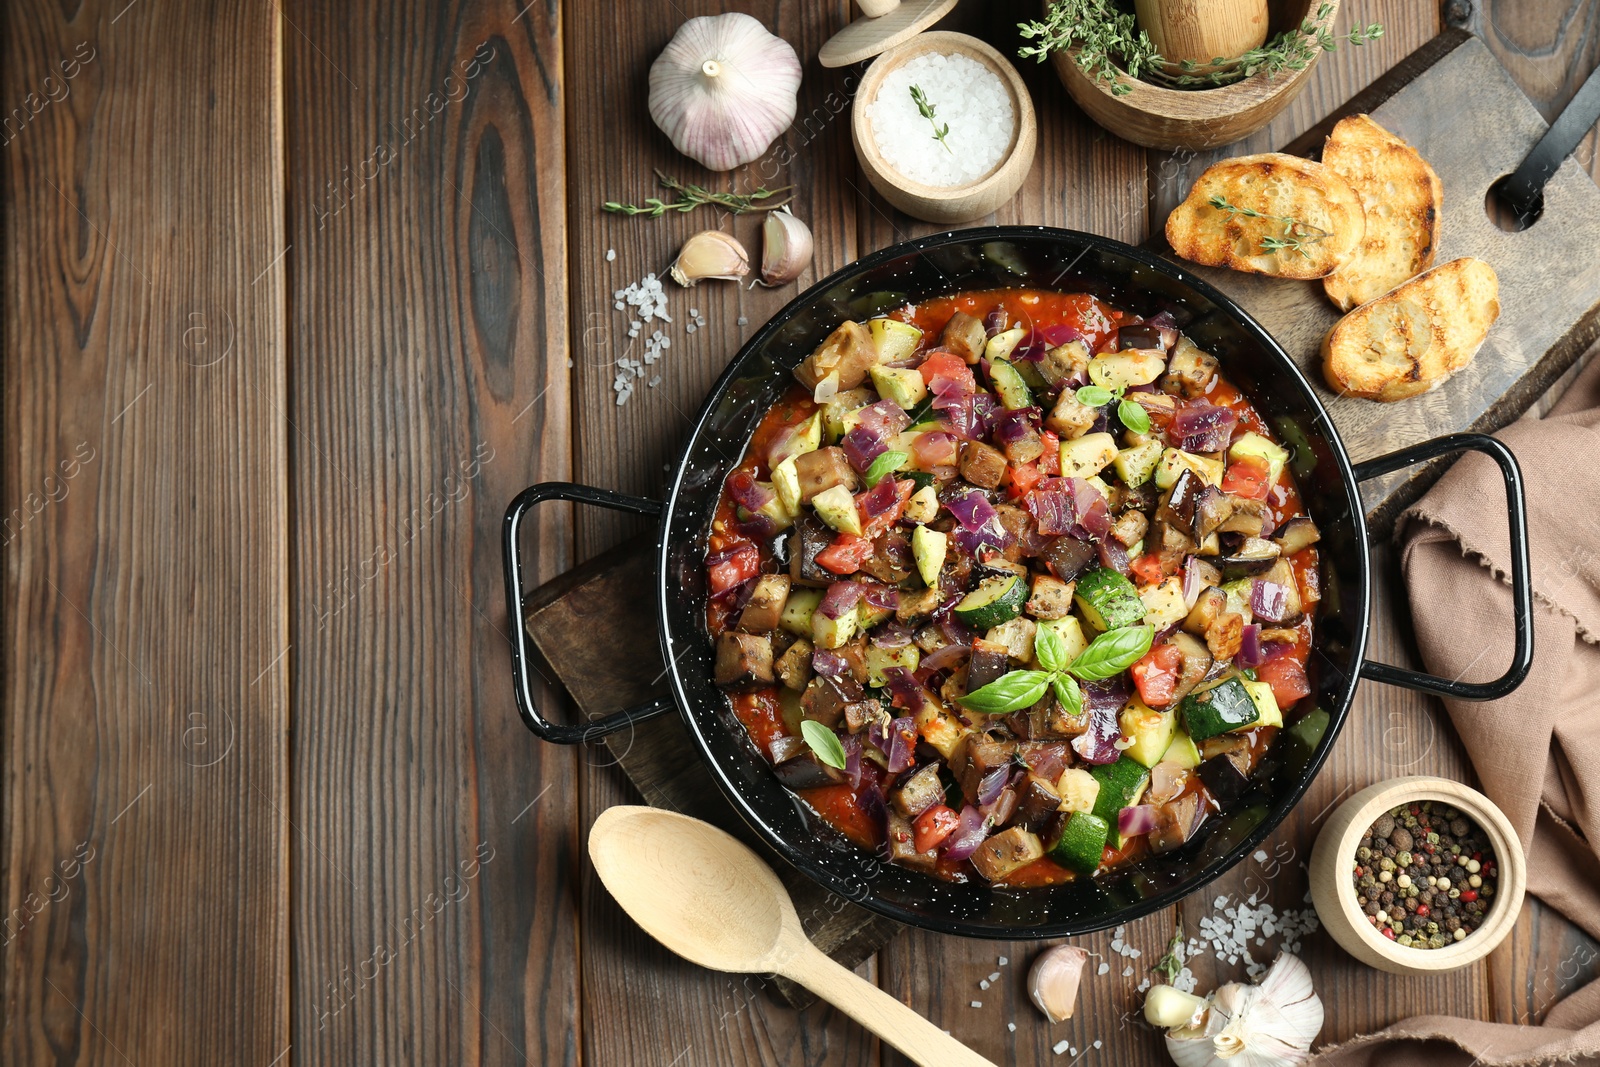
[1220,578,1256,624]
[811,484,862,536]
[903,485,939,525]
[811,602,859,650]
[1090,756,1150,847]
[915,698,969,760]
[1049,811,1111,874]
[858,597,894,629]
[863,643,921,687]
[1085,474,1113,499]
[1014,359,1048,390]
[985,617,1037,664]
[769,412,822,468]
[870,364,929,410]
[741,482,793,531]
[911,525,947,588]
[1139,576,1188,630]
[1036,616,1088,662]
[1179,677,1260,741]
[1230,431,1289,483]
[988,359,1034,410]
[1113,439,1164,487]
[1056,767,1101,814]
[984,325,1027,363]
[772,457,803,516]
[822,388,874,440]
[869,318,923,363]
[1119,697,1178,768]
[781,588,823,636]
[1060,432,1119,478]
[1074,568,1146,632]
[1242,678,1283,729]
[1154,448,1225,490]
[1087,350,1166,391]
[1159,729,1202,769]
[954,574,1027,630]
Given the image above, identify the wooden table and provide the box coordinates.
[5,1,1599,1063]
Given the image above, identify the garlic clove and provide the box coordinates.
[669,230,750,287]
[648,13,802,172]
[760,209,814,286]
[1160,953,1323,1067]
[1144,984,1208,1030]
[1027,944,1089,1024]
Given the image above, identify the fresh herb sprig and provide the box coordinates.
[1018,1,1382,96]
[959,623,1155,716]
[800,719,848,770]
[1074,383,1152,436]
[909,84,954,154]
[603,169,793,218]
[1206,195,1331,260]
[1152,911,1187,983]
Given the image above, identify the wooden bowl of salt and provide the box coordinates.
[851,31,1037,225]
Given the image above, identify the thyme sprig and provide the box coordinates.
[1207,195,1331,260]
[909,84,953,154]
[603,169,793,218]
[1018,1,1383,96]
[1152,910,1187,983]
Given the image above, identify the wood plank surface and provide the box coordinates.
[1,0,289,1063]
[283,1,579,1063]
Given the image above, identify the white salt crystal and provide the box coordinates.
[971,1000,982,1008]
[605,248,615,261]
[1097,962,1109,975]
[998,956,1008,966]
[987,972,1000,983]
[1008,1022,1016,1033]
[865,52,1014,188]
[1053,1039,1070,1055]
[979,980,989,990]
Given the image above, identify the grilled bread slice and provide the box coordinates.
[1165,153,1366,280]
[1321,257,1500,402]
[1320,115,1443,311]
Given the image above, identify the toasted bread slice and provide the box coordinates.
[1321,257,1500,402]
[1165,153,1366,280]
[1320,115,1443,311]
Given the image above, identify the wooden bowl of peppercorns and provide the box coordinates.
[1309,776,1526,975]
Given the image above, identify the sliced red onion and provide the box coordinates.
[1235,623,1265,668]
[1019,742,1070,783]
[972,392,999,434]
[1181,555,1203,608]
[1260,639,1294,664]
[812,648,851,678]
[1147,761,1189,805]
[735,514,782,544]
[769,735,804,764]
[941,805,991,861]
[855,399,911,439]
[1069,477,1112,540]
[1098,537,1131,575]
[726,470,776,514]
[709,574,756,609]
[1025,477,1074,536]
[1171,401,1237,453]
[858,780,889,835]
[938,615,978,648]
[881,666,926,709]
[767,422,815,470]
[1072,682,1128,765]
[818,581,864,620]
[919,642,968,673]
[860,581,900,614]
[866,715,893,755]
[857,478,902,521]
[1118,803,1161,838]
[842,425,889,472]
[991,407,1041,449]
[886,716,916,774]
[872,620,915,649]
[1252,580,1292,623]
[1146,310,1179,330]
[976,765,1011,807]
[947,489,997,531]
[1038,323,1082,346]
[842,733,864,790]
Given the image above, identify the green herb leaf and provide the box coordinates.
[1118,397,1151,436]
[1068,625,1155,680]
[603,169,793,219]
[864,450,909,488]
[800,719,849,770]
[1051,673,1084,717]
[959,670,1052,714]
[1034,624,1069,674]
[1074,385,1113,408]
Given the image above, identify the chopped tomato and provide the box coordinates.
[707,543,760,595]
[859,479,913,539]
[815,533,875,575]
[1221,455,1272,501]
[913,804,961,853]
[1038,432,1060,475]
[1006,461,1043,499]
[1256,656,1311,707]
[1130,642,1184,707]
[911,431,959,469]
[918,351,975,393]
[1129,552,1165,586]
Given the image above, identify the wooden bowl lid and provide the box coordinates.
[817,0,959,68]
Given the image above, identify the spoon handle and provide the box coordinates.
[779,943,999,1067]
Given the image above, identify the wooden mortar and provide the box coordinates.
[1135,0,1269,72]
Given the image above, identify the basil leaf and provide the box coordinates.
[864,449,909,488]
[1034,624,1068,674]
[1074,385,1113,408]
[1118,397,1151,436]
[1068,624,1155,681]
[958,670,1051,714]
[800,719,848,770]
[1051,673,1084,717]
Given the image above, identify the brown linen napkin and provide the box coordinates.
[1313,354,1600,1067]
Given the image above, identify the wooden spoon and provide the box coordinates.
[589,805,998,1067]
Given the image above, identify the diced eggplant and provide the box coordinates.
[1218,496,1266,537]
[1189,556,1223,589]
[977,553,1028,581]
[1149,520,1196,574]
[1043,536,1098,581]
[1192,487,1235,541]
[886,811,940,870]
[1258,559,1305,624]
[939,666,970,707]
[1205,611,1245,660]
[794,446,859,504]
[1111,509,1148,548]
[1166,631,1213,704]
[1127,390,1178,421]
[1273,516,1321,555]
[1001,423,1046,466]
[772,740,843,790]
[1197,732,1250,762]
[958,440,1008,489]
[794,320,878,391]
[1217,537,1281,577]
[967,637,1012,691]
[801,672,863,728]
[1156,469,1201,534]
[1197,747,1251,802]
[791,515,836,586]
[1161,336,1218,397]
[841,699,883,734]
[1117,324,1165,350]
[714,632,774,689]
[969,825,1045,881]
[994,504,1032,564]
[987,786,1021,828]
[942,310,988,364]
[859,529,913,584]
[956,736,1018,804]
[1045,388,1099,439]
[1039,339,1090,388]
[738,574,791,633]
[1149,792,1206,854]
[896,586,941,622]
[834,638,871,684]
[1026,573,1075,620]
[774,637,814,690]
[1183,586,1228,636]
[1014,775,1064,832]
[913,624,952,654]
[892,763,945,819]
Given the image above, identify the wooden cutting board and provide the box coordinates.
[523,30,1600,1009]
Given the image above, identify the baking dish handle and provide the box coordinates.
[1352,433,1534,700]
[502,481,674,744]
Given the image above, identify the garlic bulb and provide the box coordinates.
[669,230,750,287]
[648,13,802,172]
[1027,944,1089,1024]
[760,209,813,286]
[1161,953,1323,1067]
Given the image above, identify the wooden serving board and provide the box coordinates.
[524,30,1600,1010]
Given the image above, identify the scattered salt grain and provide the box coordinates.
[1008,1023,1017,1033]
[1253,849,1268,862]
[1123,966,1133,977]
[737,315,748,325]
[970,1001,982,1009]
[987,971,1000,983]
[1052,1039,1070,1055]
[866,52,1014,188]
[605,248,616,262]
[1094,1040,1103,1049]
[1096,962,1109,976]
[979,979,989,990]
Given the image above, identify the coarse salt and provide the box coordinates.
[866,52,1013,188]
[970,1000,982,1009]
[1052,1039,1070,1055]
